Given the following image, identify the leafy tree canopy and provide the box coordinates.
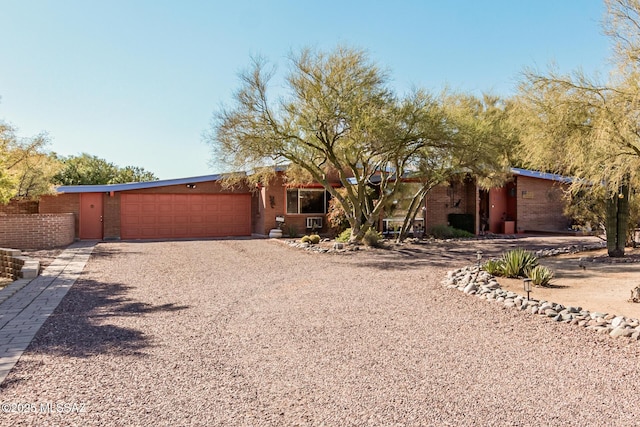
[208,46,512,241]
[512,0,640,256]
[52,153,158,185]
[0,121,59,203]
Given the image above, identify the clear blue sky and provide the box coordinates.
[0,1,611,180]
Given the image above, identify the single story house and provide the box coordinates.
[37,167,574,241]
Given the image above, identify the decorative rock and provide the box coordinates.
[443,254,639,342]
[463,283,478,294]
[610,327,634,338]
[611,316,626,328]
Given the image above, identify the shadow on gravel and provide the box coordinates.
[25,278,189,359]
[354,248,469,270]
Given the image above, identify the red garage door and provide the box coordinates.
[121,194,251,239]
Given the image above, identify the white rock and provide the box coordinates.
[611,316,626,328]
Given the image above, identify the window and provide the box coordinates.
[286,189,329,214]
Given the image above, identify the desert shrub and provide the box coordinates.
[309,234,321,244]
[500,249,538,278]
[526,265,554,286]
[327,189,350,233]
[336,228,352,243]
[362,228,383,247]
[287,224,298,238]
[427,224,474,239]
[483,259,504,275]
[300,235,312,244]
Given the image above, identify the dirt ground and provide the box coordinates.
[498,248,640,319]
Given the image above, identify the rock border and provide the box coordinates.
[444,262,640,341]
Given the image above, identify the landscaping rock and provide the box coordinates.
[443,257,640,343]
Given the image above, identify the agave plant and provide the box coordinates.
[482,259,505,275]
[499,249,538,278]
[526,265,554,286]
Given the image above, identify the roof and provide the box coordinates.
[56,173,229,193]
[509,168,574,184]
[55,167,576,194]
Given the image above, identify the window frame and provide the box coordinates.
[286,188,328,215]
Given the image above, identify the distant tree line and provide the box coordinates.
[0,121,157,203]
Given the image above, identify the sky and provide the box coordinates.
[0,0,612,180]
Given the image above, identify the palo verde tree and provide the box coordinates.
[393,93,516,242]
[513,0,640,257]
[210,46,469,242]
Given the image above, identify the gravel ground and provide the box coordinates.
[1,237,639,426]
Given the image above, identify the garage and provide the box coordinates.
[121,193,251,239]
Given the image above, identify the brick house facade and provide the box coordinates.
[30,167,574,242]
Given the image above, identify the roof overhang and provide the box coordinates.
[56,173,230,194]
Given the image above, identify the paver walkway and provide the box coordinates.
[0,241,95,383]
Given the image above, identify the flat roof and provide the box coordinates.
[56,174,227,193]
[510,168,574,184]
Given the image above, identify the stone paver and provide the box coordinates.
[0,241,95,384]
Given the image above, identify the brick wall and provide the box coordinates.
[39,193,81,237]
[516,176,570,232]
[0,200,39,214]
[258,173,342,236]
[426,180,475,230]
[103,192,120,240]
[0,214,75,249]
[132,180,250,194]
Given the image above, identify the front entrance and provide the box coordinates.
[80,193,103,239]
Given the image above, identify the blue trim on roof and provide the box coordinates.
[56,173,230,193]
[509,168,574,184]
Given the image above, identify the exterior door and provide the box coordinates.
[80,193,103,239]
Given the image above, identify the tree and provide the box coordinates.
[0,121,60,203]
[53,153,158,185]
[394,93,516,241]
[209,46,510,242]
[513,0,640,257]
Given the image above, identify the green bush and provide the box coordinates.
[500,249,538,278]
[483,259,504,275]
[287,224,298,238]
[526,265,554,286]
[362,228,383,247]
[336,228,352,243]
[309,234,321,244]
[427,224,474,239]
[300,235,312,244]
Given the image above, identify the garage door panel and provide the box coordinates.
[121,193,251,239]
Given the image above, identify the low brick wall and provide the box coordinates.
[0,214,75,249]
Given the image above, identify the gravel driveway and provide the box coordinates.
[1,237,639,426]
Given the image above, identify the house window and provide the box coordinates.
[286,189,328,214]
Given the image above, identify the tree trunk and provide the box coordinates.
[605,183,629,258]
